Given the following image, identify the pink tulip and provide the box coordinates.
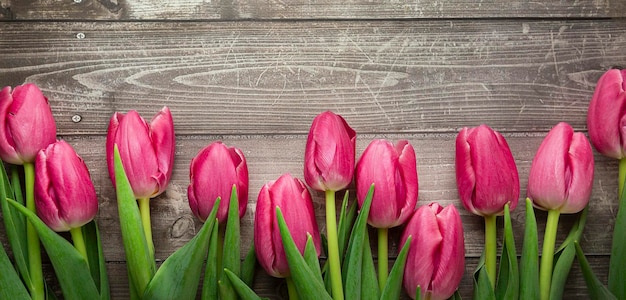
[304,111,356,191]
[355,139,418,228]
[587,68,626,159]
[401,202,465,300]
[455,124,520,216]
[527,122,594,213]
[34,141,98,232]
[187,141,248,223]
[0,83,57,165]
[106,107,175,199]
[254,174,321,278]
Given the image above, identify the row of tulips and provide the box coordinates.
[0,67,625,300]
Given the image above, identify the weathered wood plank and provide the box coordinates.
[1,20,624,135]
[0,0,624,20]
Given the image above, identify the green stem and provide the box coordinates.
[484,214,497,290]
[25,163,44,300]
[70,227,89,267]
[286,277,299,300]
[325,190,344,300]
[539,209,561,300]
[377,227,389,291]
[138,197,154,260]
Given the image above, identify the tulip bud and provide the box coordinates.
[106,107,175,199]
[401,202,465,300]
[187,141,248,223]
[527,122,594,213]
[587,68,626,159]
[34,141,98,232]
[0,83,57,165]
[355,139,418,228]
[304,111,356,191]
[455,124,520,216]
[254,174,321,278]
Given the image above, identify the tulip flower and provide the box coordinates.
[254,173,321,297]
[455,124,519,288]
[587,68,626,299]
[106,107,175,258]
[526,122,594,300]
[356,139,418,288]
[0,83,57,165]
[0,83,57,300]
[304,110,355,300]
[401,202,465,300]
[35,140,98,264]
[187,141,248,223]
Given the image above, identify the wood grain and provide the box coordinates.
[1,0,624,21]
[1,20,625,136]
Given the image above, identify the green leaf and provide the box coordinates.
[113,145,155,296]
[448,290,462,300]
[473,256,496,300]
[0,164,31,288]
[224,268,265,300]
[0,241,30,299]
[495,204,519,300]
[276,207,332,300]
[380,236,411,300]
[342,184,374,299]
[337,190,357,258]
[550,207,587,300]
[220,185,240,300]
[202,217,219,300]
[82,220,111,300]
[360,230,379,300]
[575,242,617,300]
[520,198,539,300]
[609,163,626,299]
[8,199,100,299]
[143,205,218,300]
[304,234,323,282]
[241,242,257,288]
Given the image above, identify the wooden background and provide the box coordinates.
[1,0,626,298]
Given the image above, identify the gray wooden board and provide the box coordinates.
[1,20,625,135]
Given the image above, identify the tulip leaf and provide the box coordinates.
[114,145,155,296]
[520,198,539,300]
[143,203,218,300]
[342,184,374,299]
[220,185,240,300]
[338,190,357,257]
[473,255,496,300]
[609,165,626,299]
[550,207,587,300]
[241,242,257,288]
[304,234,323,282]
[495,204,519,300]
[224,268,267,300]
[82,220,111,300]
[202,217,219,300]
[360,229,379,300]
[0,241,30,299]
[276,207,332,300]
[448,290,462,300]
[0,164,31,289]
[380,236,411,300]
[575,242,617,300]
[8,199,101,299]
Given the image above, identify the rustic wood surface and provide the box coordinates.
[1,1,625,299]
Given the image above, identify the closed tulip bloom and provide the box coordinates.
[401,203,465,300]
[304,111,356,192]
[0,83,57,165]
[527,122,594,213]
[34,141,98,232]
[455,124,520,216]
[106,107,175,199]
[356,139,418,228]
[254,174,321,278]
[587,69,626,159]
[187,141,248,223]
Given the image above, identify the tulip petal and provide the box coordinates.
[0,86,20,164]
[587,69,626,159]
[561,132,594,213]
[149,107,175,197]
